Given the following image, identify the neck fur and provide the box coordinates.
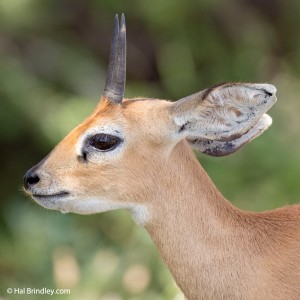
[143,141,295,299]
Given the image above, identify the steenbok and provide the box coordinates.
[24,14,300,300]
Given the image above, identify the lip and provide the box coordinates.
[32,191,70,200]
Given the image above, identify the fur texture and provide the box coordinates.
[24,83,300,299]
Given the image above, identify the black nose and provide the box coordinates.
[24,169,40,190]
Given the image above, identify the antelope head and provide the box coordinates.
[24,14,277,225]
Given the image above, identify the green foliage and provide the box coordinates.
[1,0,300,299]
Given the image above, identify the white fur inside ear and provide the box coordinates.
[188,114,273,156]
[171,83,277,142]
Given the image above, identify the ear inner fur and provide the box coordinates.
[171,83,277,142]
[187,114,272,156]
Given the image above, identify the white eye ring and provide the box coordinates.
[75,125,125,162]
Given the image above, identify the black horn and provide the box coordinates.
[103,14,126,104]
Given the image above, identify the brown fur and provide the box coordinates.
[26,90,300,299]
[145,141,300,299]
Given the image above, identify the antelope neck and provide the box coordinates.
[144,141,266,299]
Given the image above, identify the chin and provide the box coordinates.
[31,192,72,214]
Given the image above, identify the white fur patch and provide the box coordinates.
[127,203,150,226]
[33,194,149,226]
[67,198,150,226]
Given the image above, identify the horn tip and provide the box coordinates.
[114,14,119,26]
[121,13,126,31]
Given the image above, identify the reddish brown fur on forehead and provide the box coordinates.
[48,97,119,157]
[92,97,122,120]
[70,97,123,136]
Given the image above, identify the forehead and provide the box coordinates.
[54,97,173,160]
[76,97,171,135]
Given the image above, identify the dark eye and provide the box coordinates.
[89,134,121,151]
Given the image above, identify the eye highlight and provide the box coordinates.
[88,134,122,152]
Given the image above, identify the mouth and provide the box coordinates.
[29,191,71,213]
[32,191,70,200]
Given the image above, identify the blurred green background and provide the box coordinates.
[1,0,300,299]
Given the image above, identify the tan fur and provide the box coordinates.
[146,141,300,299]
[25,85,300,299]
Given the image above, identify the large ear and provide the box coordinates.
[170,82,277,156]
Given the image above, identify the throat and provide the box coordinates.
[127,203,150,226]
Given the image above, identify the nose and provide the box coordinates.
[24,169,40,190]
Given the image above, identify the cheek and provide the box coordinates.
[64,164,122,197]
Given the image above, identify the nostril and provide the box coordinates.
[27,175,40,185]
[24,171,40,189]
